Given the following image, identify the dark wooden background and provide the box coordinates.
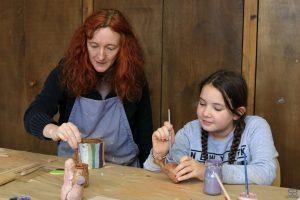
[255,0,300,189]
[0,0,299,189]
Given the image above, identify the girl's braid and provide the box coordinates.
[228,117,246,164]
[201,128,209,161]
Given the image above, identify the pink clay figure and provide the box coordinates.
[237,192,258,200]
[61,158,85,200]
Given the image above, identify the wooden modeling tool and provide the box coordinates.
[0,172,17,185]
[0,158,57,186]
[214,172,232,200]
[0,163,39,186]
[0,153,9,157]
[20,165,43,176]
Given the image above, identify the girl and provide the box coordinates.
[144,69,278,185]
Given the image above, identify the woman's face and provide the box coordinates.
[87,27,120,73]
[197,84,236,139]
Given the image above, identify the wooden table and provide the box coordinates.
[0,148,296,200]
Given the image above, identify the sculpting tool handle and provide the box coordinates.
[0,172,17,186]
[214,172,232,200]
[20,165,42,176]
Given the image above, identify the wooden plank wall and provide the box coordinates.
[0,0,82,155]
[0,1,27,152]
[256,0,300,189]
[83,0,93,22]
[162,0,243,130]
[242,0,258,115]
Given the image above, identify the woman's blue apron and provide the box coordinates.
[57,96,140,167]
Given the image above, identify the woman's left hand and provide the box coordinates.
[173,156,205,182]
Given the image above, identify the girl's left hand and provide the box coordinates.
[173,156,205,182]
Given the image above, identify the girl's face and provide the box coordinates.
[87,27,120,73]
[197,84,237,139]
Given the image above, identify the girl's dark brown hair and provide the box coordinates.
[199,69,248,164]
[61,9,145,102]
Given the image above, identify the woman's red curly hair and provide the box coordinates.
[61,9,145,102]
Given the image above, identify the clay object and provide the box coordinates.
[161,163,179,183]
[72,163,89,188]
[79,138,105,169]
[73,149,89,188]
[61,159,85,200]
[154,159,179,183]
[237,192,258,200]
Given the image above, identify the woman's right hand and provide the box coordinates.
[152,121,175,159]
[43,122,82,149]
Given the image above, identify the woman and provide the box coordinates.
[24,9,153,167]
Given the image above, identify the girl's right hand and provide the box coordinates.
[152,121,175,159]
[43,122,82,149]
[174,156,205,181]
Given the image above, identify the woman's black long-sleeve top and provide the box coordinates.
[23,64,153,165]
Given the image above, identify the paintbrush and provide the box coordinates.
[168,108,172,150]
[244,154,250,197]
